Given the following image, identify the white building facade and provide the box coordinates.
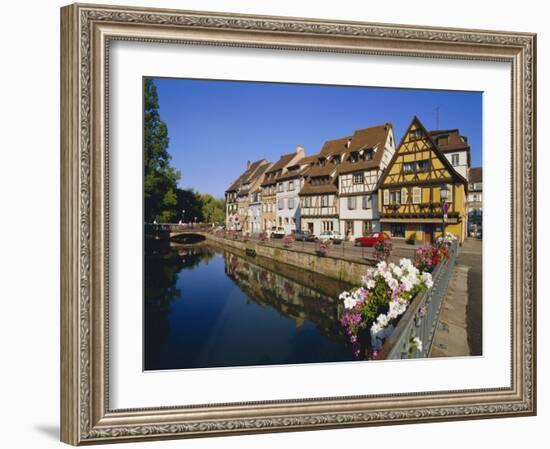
[275,177,303,234]
[428,129,470,179]
[338,124,396,239]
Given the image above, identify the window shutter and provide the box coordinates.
[383,190,389,205]
[448,185,453,203]
[413,187,421,204]
[401,187,408,204]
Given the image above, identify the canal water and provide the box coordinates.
[144,243,356,370]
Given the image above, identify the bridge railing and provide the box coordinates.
[145,223,212,232]
[379,241,458,359]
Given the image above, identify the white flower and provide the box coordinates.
[411,337,423,352]
[376,261,387,272]
[340,291,359,309]
[377,313,389,327]
[422,272,434,289]
[388,278,399,291]
[392,265,403,278]
[370,321,384,338]
[365,279,376,289]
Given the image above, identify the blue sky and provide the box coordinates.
[152,78,482,198]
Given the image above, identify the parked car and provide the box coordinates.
[294,229,316,242]
[269,226,286,239]
[354,232,391,247]
[318,230,343,244]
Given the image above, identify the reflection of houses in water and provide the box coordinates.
[223,251,349,343]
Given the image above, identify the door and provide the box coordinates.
[424,224,434,244]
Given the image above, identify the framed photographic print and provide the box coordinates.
[60,3,537,445]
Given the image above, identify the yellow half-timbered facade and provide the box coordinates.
[378,117,468,243]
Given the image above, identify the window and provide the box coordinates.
[364,150,374,161]
[349,152,359,163]
[322,221,334,231]
[353,173,364,184]
[288,180,295,191]
[321,195,329,207]
[332,155,341,165]
[348,197,357,210]
[278,199,284,210]
[410,129,423,140]
[391,224,406,237]
[277,183,283,192]
[285,217,289,225]
[363,220,373,235]
[390,190,401,205]
[438,136,449,147]
[403,160,429,173]
[362,195,372,209]
[288,198,294,209]
[451,154,460,166]
[417,160,429,171]
[412,187,422,204]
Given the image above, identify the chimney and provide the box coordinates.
[295,145,305,157]
[247,160,251,169]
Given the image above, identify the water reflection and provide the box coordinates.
[144,244,355,370]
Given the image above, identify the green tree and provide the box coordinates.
[176,188,203,223]
[200,194,226,224]
[144,78,181,222]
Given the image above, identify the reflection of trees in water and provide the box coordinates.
[223,252,350,344]
[144,244,218,369]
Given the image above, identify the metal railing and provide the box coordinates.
[381,241,458,359]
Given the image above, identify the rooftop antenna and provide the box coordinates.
[434,106,440,129]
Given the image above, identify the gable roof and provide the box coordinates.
[265,152,298,174]
[338,124,392,174]
[226,159,270,193]
[379,116,468,187]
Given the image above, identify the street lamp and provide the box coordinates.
[440,184,450,237]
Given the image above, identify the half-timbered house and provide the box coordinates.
[337,123,395,239]
[378,117,468,243]
[299,137,350,236]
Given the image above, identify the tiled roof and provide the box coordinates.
[468,166,482,183]
[428,129,470,152]
[265,152,297,174]
[227,159,270,192]
[319,136,352,156]
[338,124,392,174]
[299,181,338,195]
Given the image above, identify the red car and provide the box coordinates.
[355,232,392,247]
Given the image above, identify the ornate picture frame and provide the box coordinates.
[60,3,536,445]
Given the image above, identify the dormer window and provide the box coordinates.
[364,149,374,161]
[349,152,359,163]
[438,136,449,147]
[332,155,341,165]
